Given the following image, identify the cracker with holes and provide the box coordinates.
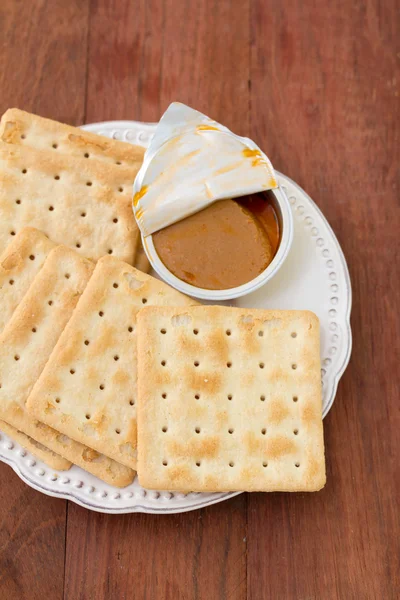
[0,108,145,169]
[0,227,70,469]
[0,109,150,273]
[0,141,139,264]
[0,245,134,486]
[0,227,56,339]
[26,256,198,469]
[136,306,325,492]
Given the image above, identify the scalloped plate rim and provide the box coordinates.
[0,119,352,514]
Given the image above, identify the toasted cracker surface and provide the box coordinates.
[0,141,139,264]
[0,227,56,337]
[27,256,197,469]
[0,420,71,471]
[136,306,325,492]
[0,108,145,169]
[0,245,134,486]
[0,229,71,469]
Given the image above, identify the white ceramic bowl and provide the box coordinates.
[142,184,294,301]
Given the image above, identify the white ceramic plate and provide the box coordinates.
[0,120,352,514]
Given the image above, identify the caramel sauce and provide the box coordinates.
[152,197,275,290]
[152,191,281,290]
[237,192,280,255]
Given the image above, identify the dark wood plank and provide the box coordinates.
[86,0,251,134]
[248,0,400,598]
[65,495,247,600]
[0,463,66,600]
[0,0,89,124]
[0,1,89,598]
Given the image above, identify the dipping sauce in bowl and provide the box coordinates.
[152,191,280,290]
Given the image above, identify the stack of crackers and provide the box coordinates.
[0,109,326,493]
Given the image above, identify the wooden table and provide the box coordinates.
[0,1,398,598]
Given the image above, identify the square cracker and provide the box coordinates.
[0,227,70,470]
[27,256,198,469]
[0,108,145,169]
[0,245,134,487]
[0,141,139,264]
[136,306,326,492]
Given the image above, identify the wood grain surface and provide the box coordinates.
[0,0,399,599]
